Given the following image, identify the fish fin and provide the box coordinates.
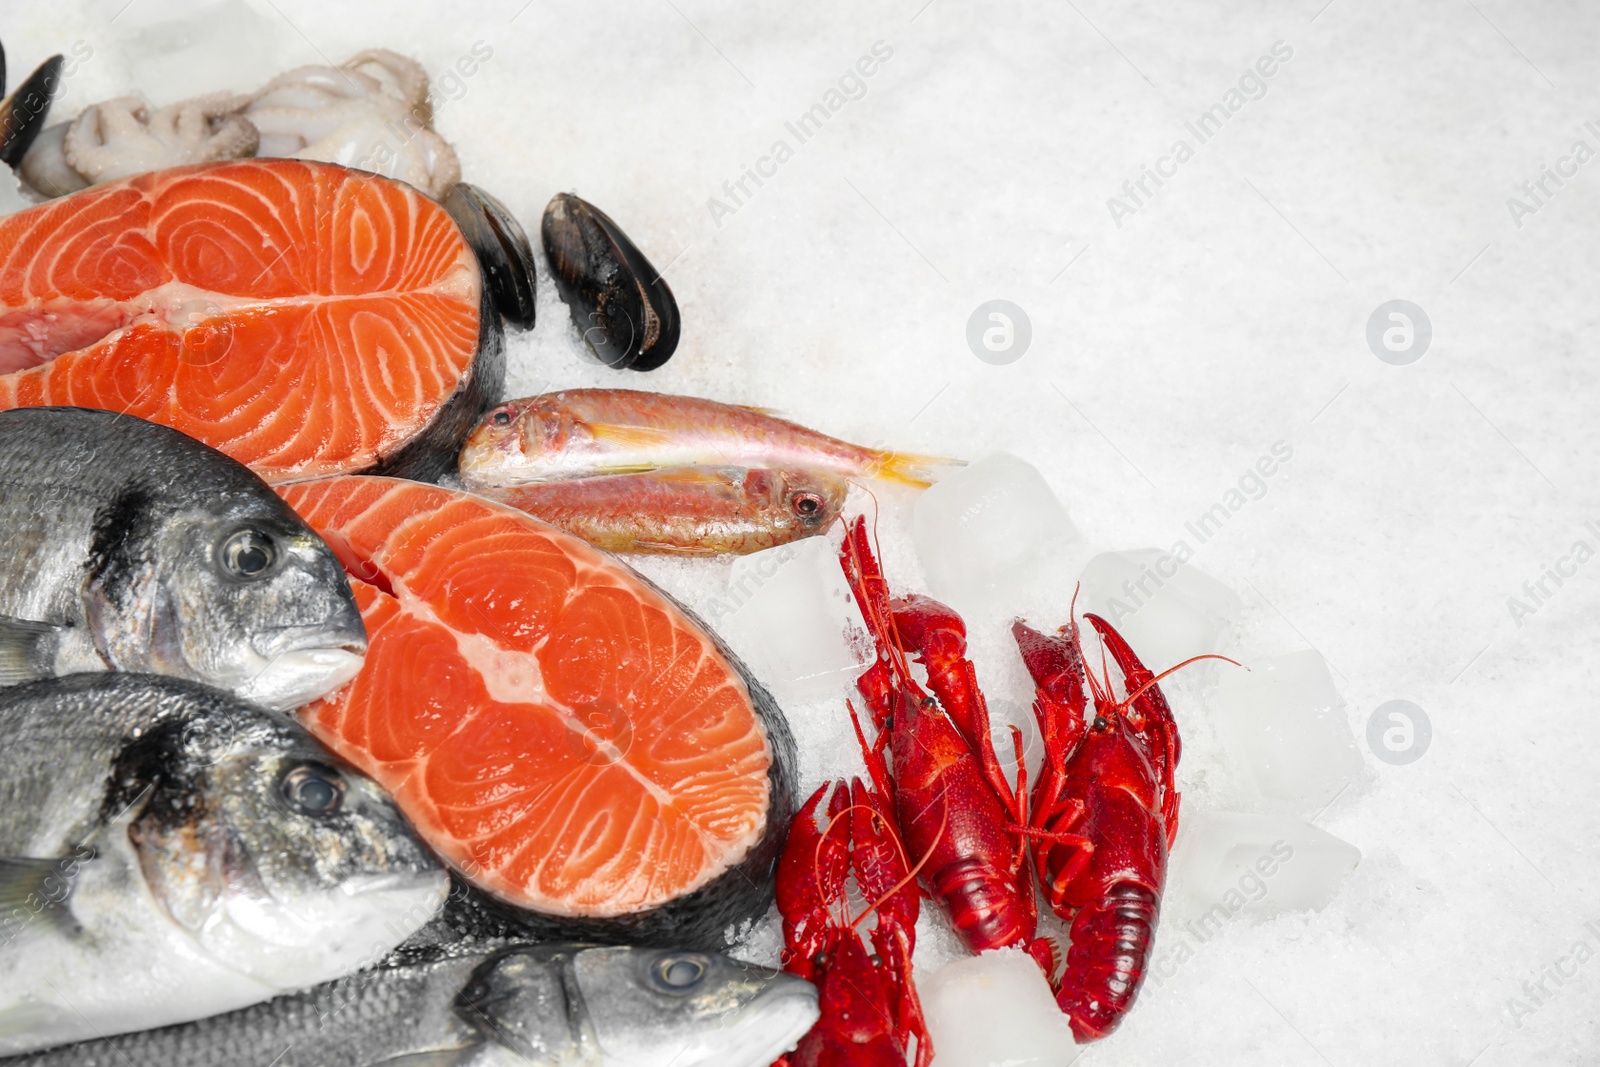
[867,450,967,489]
[588,463,664,477]
[586,423,680,452]
[0,617,61,685]
[629,540,723,556]
[368,1051,478,1066]
[733,403,783,416]
[0,857,78,930]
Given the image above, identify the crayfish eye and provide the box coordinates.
[1092,716,1110,731]
[651,954,708,992]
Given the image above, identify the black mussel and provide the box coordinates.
[443,182,537,331]
[541,192,680,371]
[0,54,62,169]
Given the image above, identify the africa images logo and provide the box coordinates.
[706,42,895,228]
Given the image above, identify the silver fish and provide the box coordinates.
[0,672,449,1056]
[11,942,819,1066]
[0,407,367,710]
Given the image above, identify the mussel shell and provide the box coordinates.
[443,182,537,331]
[0,55,63,169]
[541,192,680,371]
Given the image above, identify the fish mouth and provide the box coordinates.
[235,644,366,711]
[458,427,524,485]
[690,980,820,1067]
[212,869,449,989]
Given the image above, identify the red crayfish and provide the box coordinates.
[774,752,931,1066]
[812,516,1226,1043]
[1013,607,1218,1040]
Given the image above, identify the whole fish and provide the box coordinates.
[0,672,448,1056]
[478,465,848,555]
[458,389,960,490]
[12,942,820,1067]
[0,407,366,710]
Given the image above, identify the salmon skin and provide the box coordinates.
[459,388,961,490]
[479,465,849,555]
[278,476,798,947]
[0,159,503,484]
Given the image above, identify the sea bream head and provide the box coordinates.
[101,483,369,709]
[0,674,449,1054]
[107,687,449,988]
[0,407,375,709]
[458,944,820,1067]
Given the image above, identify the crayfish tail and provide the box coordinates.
[1056,881,1160,1042]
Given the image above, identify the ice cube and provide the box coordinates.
[1206,650,1364,812]
[911,453,1076,619]
[1074,549,1240,670]
[1167,811,1361,930]
[121,1,300,103]
[711,537,871,706]
[922,947,1076,1067]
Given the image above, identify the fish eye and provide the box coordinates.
[490,407,513,426]
[791,492,824,518]
[651,954,708,992]
[219,528,279,580]
[281,763,345,817]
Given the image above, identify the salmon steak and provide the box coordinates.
[278,475,796,943]
[0,159,501,483]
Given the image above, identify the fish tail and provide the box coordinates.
[867,449,966,489]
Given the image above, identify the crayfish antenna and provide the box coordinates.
[1118,652,1244,710]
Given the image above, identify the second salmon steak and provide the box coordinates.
[278,476,797,943]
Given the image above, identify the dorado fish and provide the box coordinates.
[458,389,959,490]
[11,942,819,1066]
[0,407,366,710]
[477,465,848,555]
[0,672,448,1056]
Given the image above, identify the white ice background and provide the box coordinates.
[7,1,1598,1064]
